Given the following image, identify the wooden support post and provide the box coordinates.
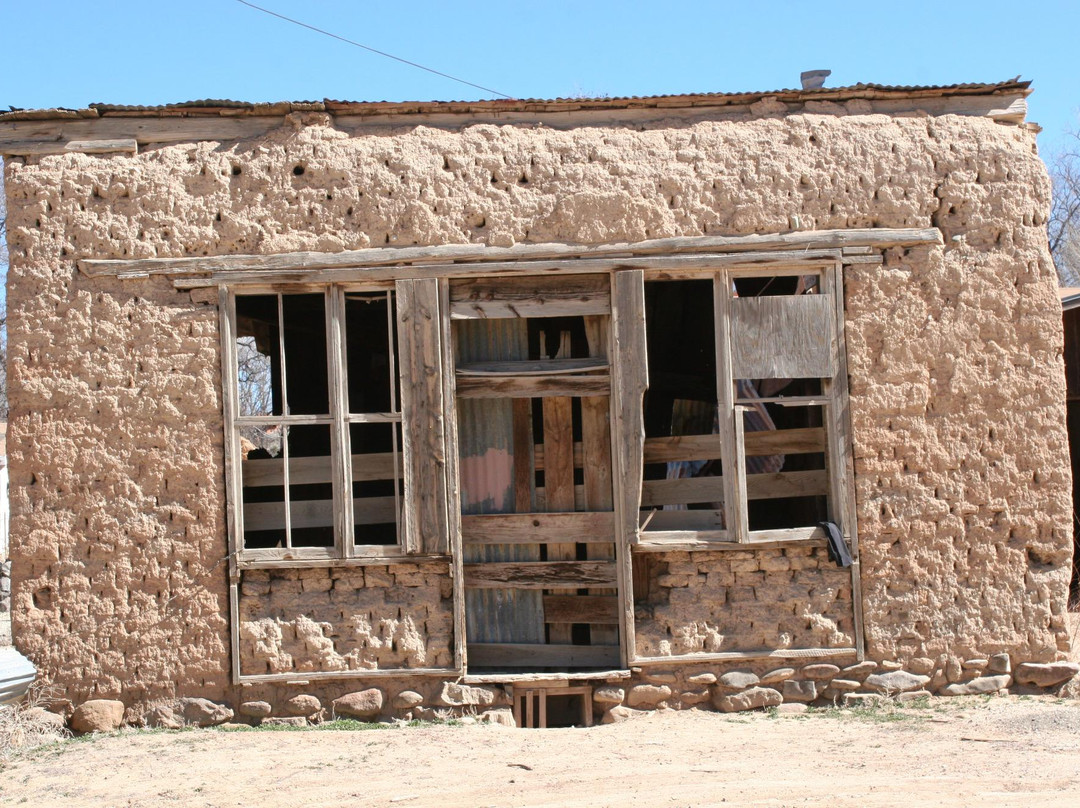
[542,331,576,646]
[582,315,618,648]
[610,271,647,666]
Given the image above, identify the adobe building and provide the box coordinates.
[1,78,1077,727]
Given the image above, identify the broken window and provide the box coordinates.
[230,286,403,560]
[640,264,846,543]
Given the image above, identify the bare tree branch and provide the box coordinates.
[1049,129,1080,287]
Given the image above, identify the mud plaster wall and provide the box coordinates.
[238,564,454,675]
[634,548,854,657]
[3,105,1070,706]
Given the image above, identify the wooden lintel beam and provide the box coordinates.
[462,560,617,589]
[83,229,942,279]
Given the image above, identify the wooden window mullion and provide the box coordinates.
[714,271,748,543]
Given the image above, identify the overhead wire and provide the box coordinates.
[233,0,515,100]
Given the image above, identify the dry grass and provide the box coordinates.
[0,684,69,761]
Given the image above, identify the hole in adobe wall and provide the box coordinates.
[33,587,54,610]
[293,165,305,176]
[232,165,242,176]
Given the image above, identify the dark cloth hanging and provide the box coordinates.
[819,521,852,568]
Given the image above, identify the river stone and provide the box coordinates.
[679,689,711,705]
[284,695,321,717]
[602,705,647,724]
[782,680,817,703]
[392,690,424,710]
[687,672,717,685]
[987,654,1011,675]
[717,670,760,690]
[841,661,877,679]
[179,698,234,727]
[435,682,507,707]
[879,660,904,672]
[627,684,671,708]
[759,668,796,685]
[1014,662,1080,687]
[333,688,385,718]
[961,658,988,671]
[827,678,861,691]
[479,708,516,727]
[713,686,782,713]
[908,657,935,675]
[939,674,1012,696]
[800,664,841,681]
[593,686,625,705]
[863,671,930,694]
[239,701,272,718]
[143,704,185,730]
[70,699,125,733]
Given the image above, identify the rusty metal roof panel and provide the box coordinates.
[1,79,1032,122]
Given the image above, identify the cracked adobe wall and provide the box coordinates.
[3,106,1070,706]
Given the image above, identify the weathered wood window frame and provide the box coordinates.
[220,281,450,567]
[628,259,856,550]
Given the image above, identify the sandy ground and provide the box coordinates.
[3,696,1080,808]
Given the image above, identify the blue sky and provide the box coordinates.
[0,0,1078,153]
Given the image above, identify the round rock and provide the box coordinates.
[70,699,125,733]
[333,688,385,718]
[392,690,424,710]
[284,695,322,717]
[239,700,273,718]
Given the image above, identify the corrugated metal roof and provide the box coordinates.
[1,79,1031,121]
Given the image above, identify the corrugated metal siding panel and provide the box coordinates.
[456,319,545,646]
[0,647,36,705]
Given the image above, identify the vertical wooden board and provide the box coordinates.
[610,270,647,664]
[438,279,467,671]
[824,262,865,660]
[582,315,617,647]
[512,399,534,513]
[542,393,576,645]
[397,278,450,555]
[729,293,836,379]
[715,274,747,543]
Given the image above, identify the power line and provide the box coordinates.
[234,1,514,100]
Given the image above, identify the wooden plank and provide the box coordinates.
[461,512,616,544]
[396,278,450,555]
[238,547,448,568]
[730,294,836,379]
[542,328,577,646]
[449,274,610,319]
[714,274,746,544]
[243,451,399,487]
[438,279,468,670]
[243,495,397,531]
[610,271,646,666]
[464,669,631,684]
[463,561,618,589]
[582,313,618,647]
[639,469,829,507]
[456,358,607,376]
[511,399,534,512]
[64,138,138,154]
[533,441,583,471]
[468,643,621,669]
[642,427,825,463]
[630,647,858,666]
[85,228,944,278]
[639,509,726,532]
[238,666,461,684]
[455,374,610,398]
[543,595,619,624]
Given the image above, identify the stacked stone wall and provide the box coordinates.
[634,548,854,657]
[238,563,454,675]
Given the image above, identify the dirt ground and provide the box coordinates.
[2,695,1079,808]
